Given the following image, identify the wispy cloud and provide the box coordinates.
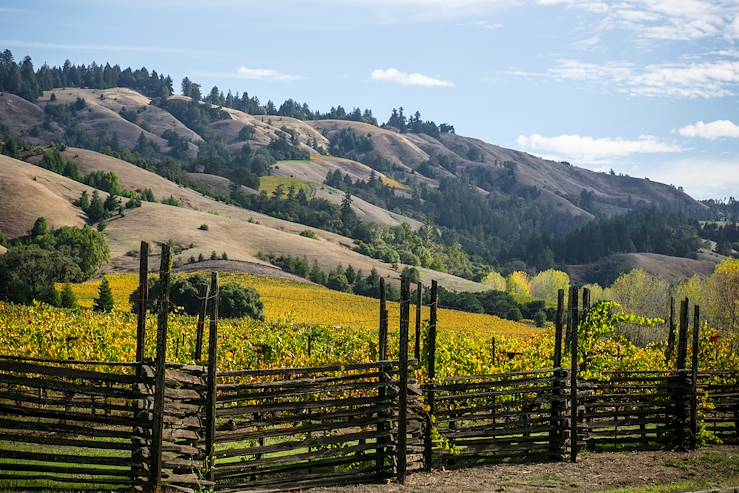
[677,120,739,140]
[371,68,453,87]
[516,133,685,163]
[532,58,739,98]
[0,39,199,55]
[536,0,736,42]
[468,20,503,30]
[237,66,303,81]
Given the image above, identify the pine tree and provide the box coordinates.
[93,277,115,312]
[59,284,78,309]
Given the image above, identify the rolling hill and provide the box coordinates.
[0,153,483,291]
[0,81,715,285]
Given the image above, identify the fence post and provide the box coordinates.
[133,240,149,492]
[423,280,438,472]
[675,298,690,450]
[550,289,565,460]
[376,278,390,481]
[565,288,573,353]
[379,278,388,360]
[491,337,496,366]
[397,279,410,484]
[206,272,219,482]
[150,243,171,491]
[194,283,210,361]
[415,282,423,362]
[677,299,689,370]
[690,304,700,450]
[136,241,149,363]
[569,286,579,463]
[666,296,676,365]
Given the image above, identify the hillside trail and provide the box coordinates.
[314,446,739,493]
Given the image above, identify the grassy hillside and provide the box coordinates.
[1,153,485,291]
[259,175,315,197]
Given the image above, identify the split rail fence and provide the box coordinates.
[0,242,737,492]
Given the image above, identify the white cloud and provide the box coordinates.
[731,15,739,38]
[516,133,685,162]
[543,58,739,98]
[678,120,739,140]
[536,0,735,42]
[469,20,504,30]
[371,68,453,87]
[236,66,303,82]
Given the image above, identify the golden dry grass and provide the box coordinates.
[0,155,88,239]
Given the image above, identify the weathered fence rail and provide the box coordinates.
[213,362,403,491]
[577,371,686,452]
[0,356,147,491]
[698,370,739,445]
[0,244,737,492]
[428,369,565,467]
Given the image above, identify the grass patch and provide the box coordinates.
[259,175,314,198]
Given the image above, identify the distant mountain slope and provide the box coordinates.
[1,87,704,224]
[567,251,723,285]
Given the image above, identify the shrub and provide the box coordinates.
[400,267,420,284]
[199,224,209,231]
[161,195,180,206]
[299,230,317,239]
[218,283,264,320]
[326,272,351,292]
[35,226,110,280]
[210,251,217,260]
[126,197,142,208]
[221,252,228,260]
[130,274,264,320]
[506,307,523,321]
[0,246,82,305]
[141,188,156,202]
[534,310,547,328]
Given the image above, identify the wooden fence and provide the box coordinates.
[427,369,565,466]
[0,357,146,491]
[0,243,738,492]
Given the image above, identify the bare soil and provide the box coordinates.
[314,446,739,493]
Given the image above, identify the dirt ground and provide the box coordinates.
[315,446,739,493]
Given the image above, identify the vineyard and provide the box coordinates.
[1,242,738,493]
[1,269,735,376]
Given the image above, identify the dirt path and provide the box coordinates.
[315,446,739,493]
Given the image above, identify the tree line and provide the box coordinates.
[0,49,173,102]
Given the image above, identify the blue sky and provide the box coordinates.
[1,0,738,199]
